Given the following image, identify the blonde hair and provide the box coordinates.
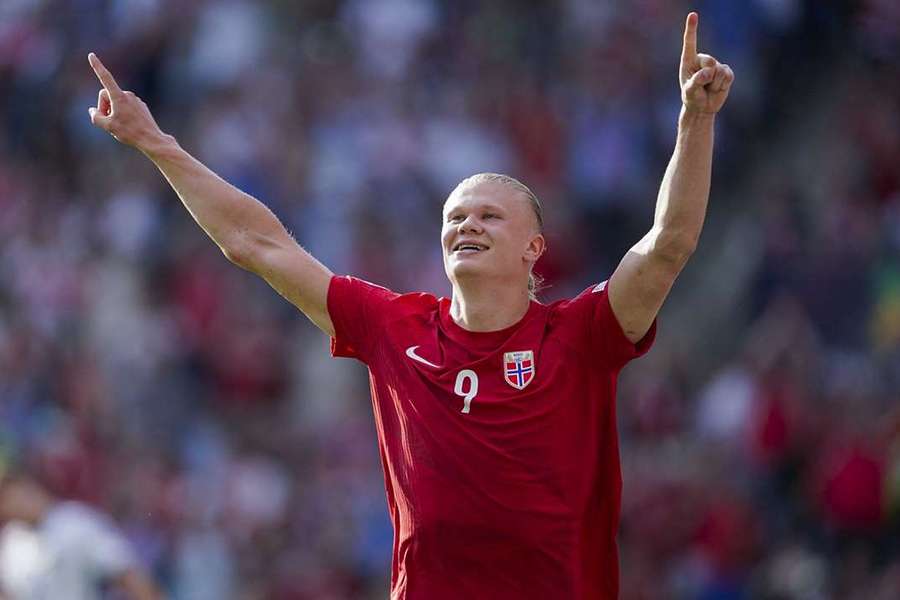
[453,173,545,299]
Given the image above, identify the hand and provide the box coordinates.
[679,13,734,115]
[87,53,167,150]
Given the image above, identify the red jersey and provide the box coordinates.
[328,275,656,599]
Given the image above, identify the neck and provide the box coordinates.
[450,279,531,332]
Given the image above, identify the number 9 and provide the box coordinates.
[454,369,478,414]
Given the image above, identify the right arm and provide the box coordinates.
[86,53,334,336]
[141,134,334,336]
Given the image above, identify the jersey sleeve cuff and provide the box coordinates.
[327,275,362,359]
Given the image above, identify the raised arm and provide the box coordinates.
[87,53,334,336]
[607,13,734,343]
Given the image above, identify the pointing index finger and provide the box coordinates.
[88,53,123,97]
[681,12,698,65]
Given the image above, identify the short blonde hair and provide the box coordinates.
[453,173,545,299]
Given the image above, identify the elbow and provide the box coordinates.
[654,230,698,264]
[221,237,256,270]
[221,244,246,267]
[223,228,290,270]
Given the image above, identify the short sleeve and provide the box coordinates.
[327,275,400,362]
[564,281,657,372]
[592,280,656,370]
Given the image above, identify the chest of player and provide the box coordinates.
[374,329,593,421]
[368,324,609,519]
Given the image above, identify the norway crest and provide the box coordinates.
[503,350,535,390]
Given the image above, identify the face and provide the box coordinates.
[441,182,544,289]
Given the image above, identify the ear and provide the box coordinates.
[524,233,546,265]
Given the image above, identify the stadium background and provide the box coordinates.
[1,0,899,597]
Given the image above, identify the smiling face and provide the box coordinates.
[441,177,545,292]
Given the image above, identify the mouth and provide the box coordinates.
[451,242,490,255]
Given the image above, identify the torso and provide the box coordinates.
[365,295,621,599]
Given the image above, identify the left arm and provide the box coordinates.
[608,11,734,343]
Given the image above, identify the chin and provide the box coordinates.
[446,258,487,282]
[449,263,479,280]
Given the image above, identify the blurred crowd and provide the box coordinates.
[0,0,897,598]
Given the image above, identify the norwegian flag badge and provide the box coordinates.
[503,350,535,390]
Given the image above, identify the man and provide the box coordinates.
[0,470,161,600]
[87,12,732,599]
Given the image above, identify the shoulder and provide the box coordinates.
[548,280,657,367]
[328,275,441,336]
[328,276,442,360]
[546,282,608,320]
[334,275,439,312]
[391,289,441,313]
[541,282,614,350]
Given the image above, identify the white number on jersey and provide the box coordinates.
[454,369,478,414]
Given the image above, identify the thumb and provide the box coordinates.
[686,66,715,90]
[88,106,112,131]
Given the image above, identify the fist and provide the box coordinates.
[87,53,165,150]
[679,13,734,115]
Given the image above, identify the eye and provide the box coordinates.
[483,213,499,220]
[448,214,464,223]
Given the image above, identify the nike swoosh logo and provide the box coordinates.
[405,345,441,369]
